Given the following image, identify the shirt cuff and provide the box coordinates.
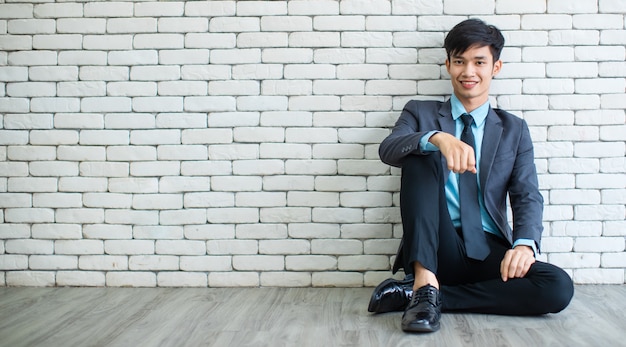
[512,239,537,257]
[419,130,440,152]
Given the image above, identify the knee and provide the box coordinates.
[538,265,574,314]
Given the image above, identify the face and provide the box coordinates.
[445,45,502,110]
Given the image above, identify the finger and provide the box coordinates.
[500,253,511,281]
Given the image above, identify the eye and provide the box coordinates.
[453,60,463,65]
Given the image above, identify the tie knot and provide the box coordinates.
[461,113,474,128]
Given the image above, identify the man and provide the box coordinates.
[370,19,574,333]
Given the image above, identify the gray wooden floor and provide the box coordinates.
[0,285,624,347]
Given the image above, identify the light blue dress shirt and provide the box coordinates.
[419,95,537,255]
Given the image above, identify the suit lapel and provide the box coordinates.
[480,107,503,190]
[438,101,455,178]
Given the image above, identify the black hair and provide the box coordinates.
[443,19,505,62]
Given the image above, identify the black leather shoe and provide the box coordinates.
[368,276,414,313]
[401,284,442,333]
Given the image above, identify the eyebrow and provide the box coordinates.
[451,54,488,60]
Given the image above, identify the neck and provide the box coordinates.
[455,94,489,113]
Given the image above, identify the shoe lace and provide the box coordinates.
[413,286,438,306]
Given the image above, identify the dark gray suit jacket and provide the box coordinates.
[379,99,543,251]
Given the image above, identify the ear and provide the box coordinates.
[445,59,450,73]
[492,60,502,77]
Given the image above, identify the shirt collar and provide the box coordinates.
[450,94,490,127]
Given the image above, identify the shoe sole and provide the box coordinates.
[401,321,440,333]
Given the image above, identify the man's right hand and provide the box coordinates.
[429,132,477,174]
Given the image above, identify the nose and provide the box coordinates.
[462,64,475,76]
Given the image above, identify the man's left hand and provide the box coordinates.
[500,245,535,282]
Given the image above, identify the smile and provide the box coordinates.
[461,81,478,88]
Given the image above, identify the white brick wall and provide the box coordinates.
[0,0,624,287]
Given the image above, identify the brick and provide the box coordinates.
[134,34,184,49]
[80,67,129,81]
[157,18,208,33]
[261,16,312,32]
[9,51,57,67]
[207,240,257,255]
[338,255,389,271]
[184,96,236,112]
[83,224,132,240]
[549,253,600,269]
[577,174,626,189]
[180,256,232,272]
[31,98,81,113]
[575,142,624,158]
[262,80,311,96]
[5,239,53,255]
[32,223,82,240]
[108,50,158,66]
[129,255,178,271]
[496,0,545,13]
[79,162,129,178]
[157,113,207,129]
[312,272,362,287]
[207,207,259,223]
[576,78,625,94]
[288,223,340,239]
[79,255,127,271]
[259,143,311,159]
[184,224,234,240]
[58,177,107,193]
[29,66,78,81]
[5,208,54,223]
[29,255,77,270]
[208,272,259,287]
[135,2,184,17]
[79,131,129,146]
[32,34,82,50]
[261,272,311,287]
[56,208,105,224]
[4,114,53,130]
[576,46,625,62]
[573,14,623,30]
[33,3,83,18]
[105,209,159,225]
[233,255,284,271]
[575,205,625,222]
[83,35,133,50]
[0,255,28,270]
[259,177,312,194]
[57,81,106,97]
[155,240,205,255]
[315,48,366,64]
[602,253,626,268]
[6,271,55,287]
[548,0,597,13]
[311,239,362,255]
[259,240,310,255]
[286,129,338,145]
[57,271,106,287]
[106,272,156,287]
[599,62,626,77]
[158,272,208,287]
[600,157,626,173]
[84,2,133,18]
[57,18,106,34]
[33,193,81,208]
[0,35,32,51]
[285,255,336,271]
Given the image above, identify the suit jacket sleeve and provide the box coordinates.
[379,100,438,167]
[507,118,544,251]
